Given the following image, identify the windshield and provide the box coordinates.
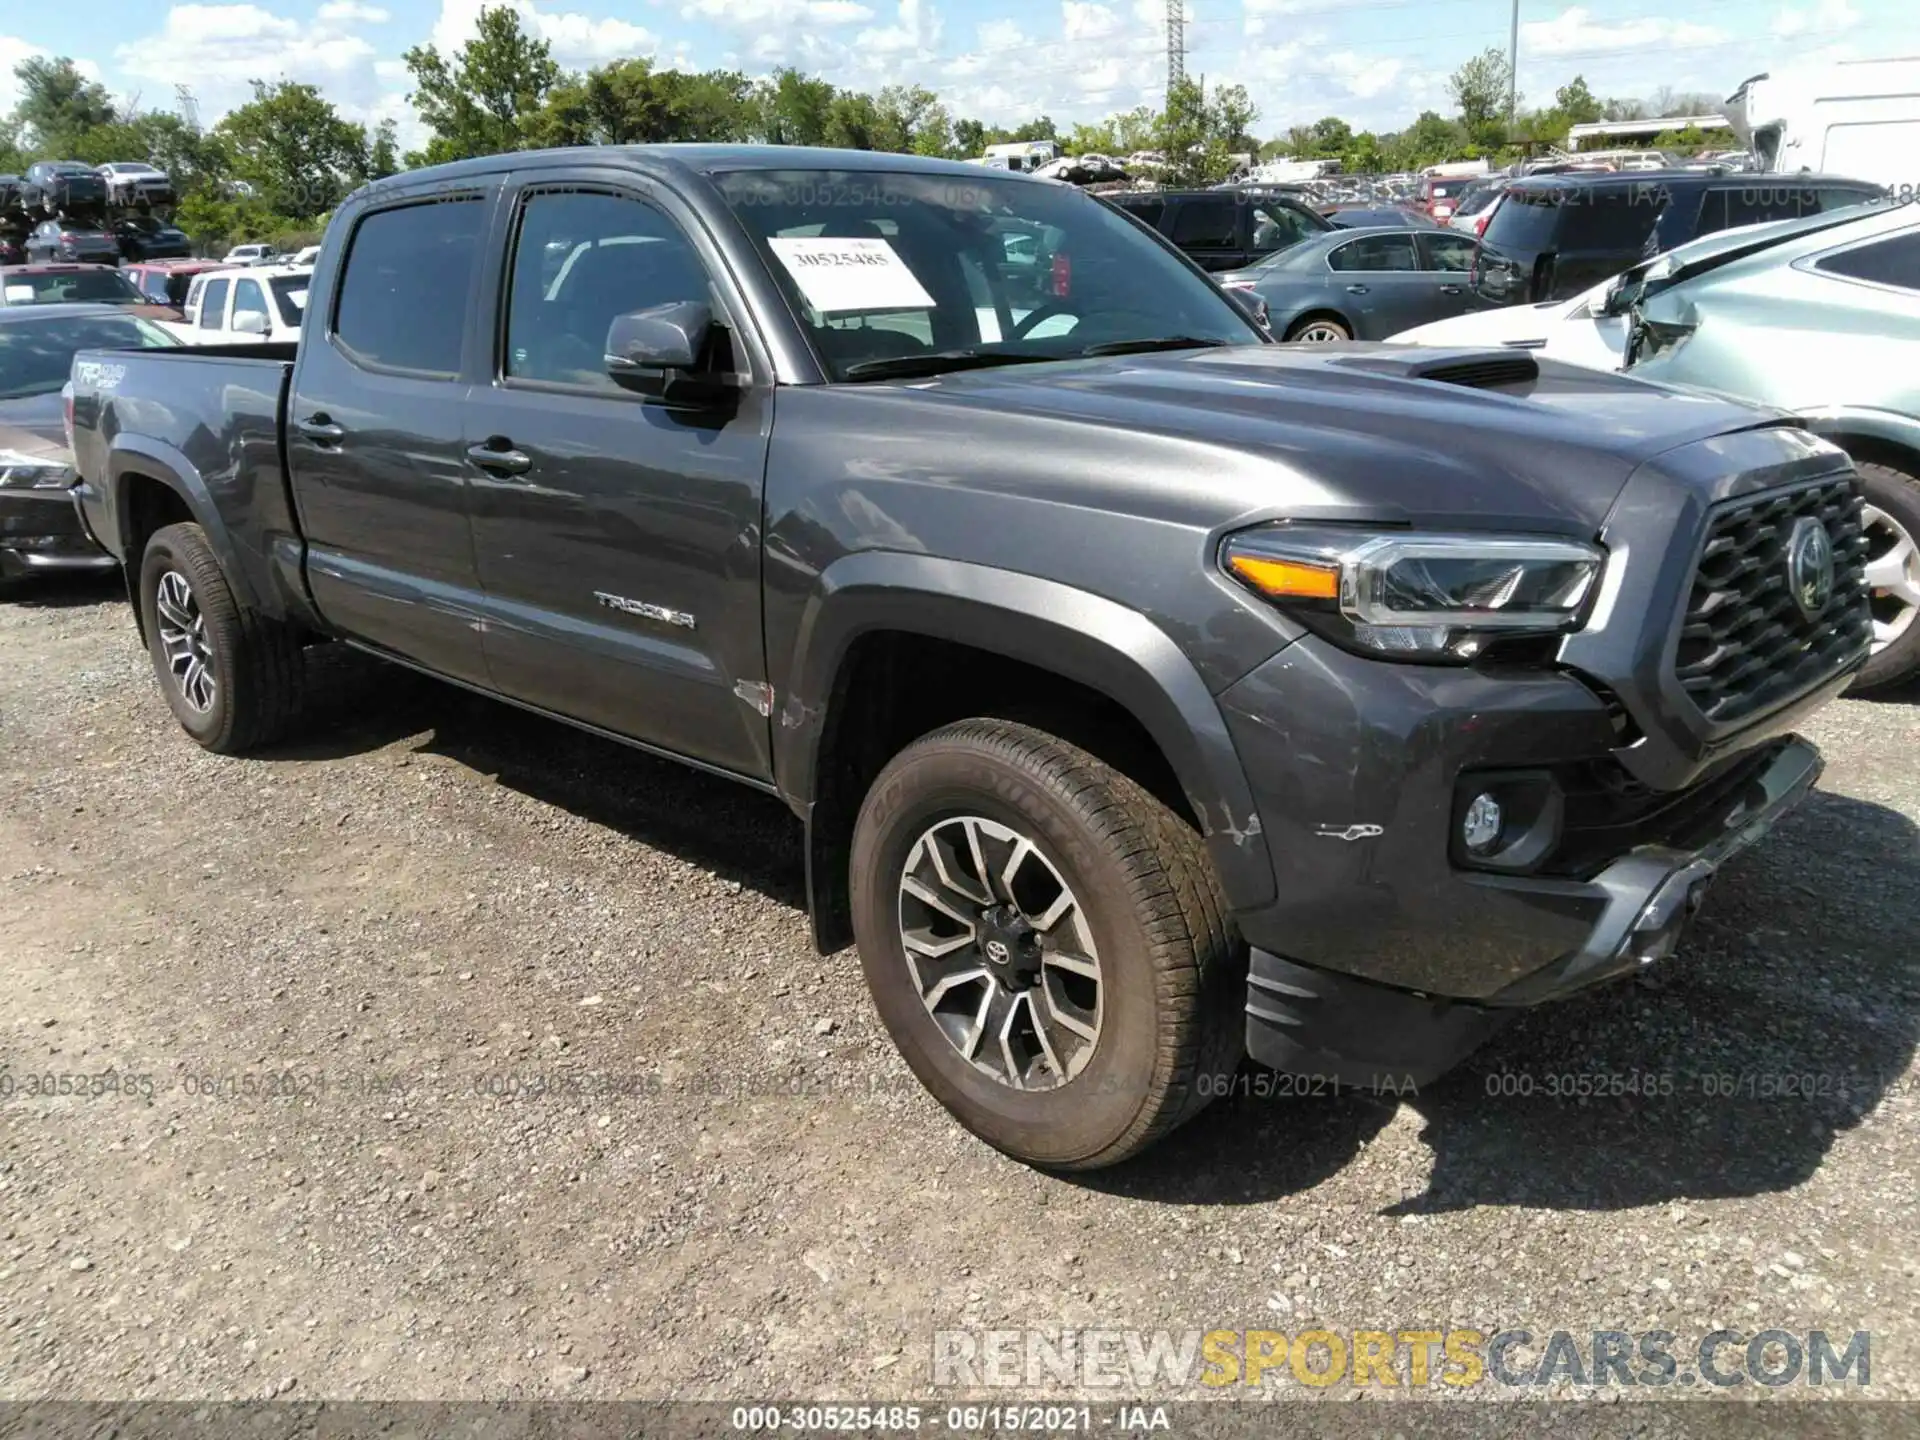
[714,169,1262,380]
[4,270,145,305]
[269,274,309,328]
[0,313,172,399]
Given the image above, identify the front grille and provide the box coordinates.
[1673,474,1870,726]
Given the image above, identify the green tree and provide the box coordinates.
[1155,77,1257,186]
[756,68,836,146]
[10,56,116,154]
[364,119,400,179]
[953,117,988,157]
[215,80,369,220]
[824,91,881,150]
[1309,115,1352,156]
[1448,47,1513,145]
[404,4,560,163]
[1555,76,1603,127]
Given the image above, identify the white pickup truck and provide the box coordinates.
[180,264,311,344]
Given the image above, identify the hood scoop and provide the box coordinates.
[1331,348,1542,391]
[1408,352,1541,390]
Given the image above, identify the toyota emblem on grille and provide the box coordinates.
[1785,516,1835,620]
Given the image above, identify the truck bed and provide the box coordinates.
[69,341,306,623]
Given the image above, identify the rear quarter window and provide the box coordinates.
[1813,231,1920,291]
[332,196,484,376]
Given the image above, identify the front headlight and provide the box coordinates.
[1222,524,1605,661]
[0,450,76,491]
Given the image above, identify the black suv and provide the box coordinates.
[1474,170,1884,304]
[1108,188,1332,270]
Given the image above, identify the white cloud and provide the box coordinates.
[1521,5,1724,58]
[1322,50,1403,100]
[428,0,655,69]
[114,4,376,104]
[854,0,943,56]
[1062,1,1122,42]
[316,0,390,21]
[1772,0,1861,38]
[682,0,872,28]
[977,18,1025,49]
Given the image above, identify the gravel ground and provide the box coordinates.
[2,576,1918,1407]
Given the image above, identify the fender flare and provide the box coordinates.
[107,435,261,611]
[1799,407,1920,469]
[778,552,1278,923]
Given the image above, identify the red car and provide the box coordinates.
[123,258,224,309]
[0,263,184,324]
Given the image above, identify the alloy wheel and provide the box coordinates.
[1292,322,1348,343]
[154,570,216,713]
[896,815,1102,1090]
[1863,503,1920,653]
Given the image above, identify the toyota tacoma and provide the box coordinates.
[67,146,1871,1169]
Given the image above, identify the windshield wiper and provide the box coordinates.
[1076,336,1236,357]
[840,348,1059,382]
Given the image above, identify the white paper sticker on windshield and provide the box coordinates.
[768,237,935,313]
[4,285,34,303]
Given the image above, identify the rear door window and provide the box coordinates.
[1562,186,1664,250]
[332,196,485,376]
[1169,198,1239,249]
[1328,234,1419,271]
[1714,183,1828,232]
[1115,198,1164,230]
[1421,233,1479,271]
[198,277,230,331]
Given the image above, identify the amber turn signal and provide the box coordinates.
[1225,553,1340,600]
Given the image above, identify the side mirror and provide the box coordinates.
[232,310,270,335]
[1224,285,1270,332]
[605,301,739,406]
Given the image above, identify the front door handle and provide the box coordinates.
[1345,283,1370,295]
[296,415,344,443]
[466,441,532,476]
[1439,283,1464,295]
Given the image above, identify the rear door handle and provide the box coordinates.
[1345,284,1370,294]
[466,441,532,476]
[296,415,344,443]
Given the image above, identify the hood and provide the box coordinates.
[886,343,1783,533]
[1392,285,1607,346]
[0,397,70,458]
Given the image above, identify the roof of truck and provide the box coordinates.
[360,144,1032,198]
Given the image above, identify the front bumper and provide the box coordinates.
[1218,568,1835,1087]
[1241,735,1821,1086]
[0,488,115,580]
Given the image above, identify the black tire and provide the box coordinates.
[1848,459,1920,694]
[850,719,1243,1170]
[138,521,305,753]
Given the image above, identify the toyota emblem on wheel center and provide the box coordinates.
[1785,516,1836,620]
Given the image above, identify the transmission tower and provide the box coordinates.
[1166,0,1185,95]
[175,84,201,132]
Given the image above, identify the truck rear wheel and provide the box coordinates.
[849,719,1242,1170]
[138,522,305,754]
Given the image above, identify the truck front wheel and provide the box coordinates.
[849,719,1243,1169]
[138,522,305,754]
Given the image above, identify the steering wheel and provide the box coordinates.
[1009,301,1076,340]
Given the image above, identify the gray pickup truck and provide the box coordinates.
[68,146,1872,1169]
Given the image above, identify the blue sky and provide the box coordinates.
[0,0,1906,148]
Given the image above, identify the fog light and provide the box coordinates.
[1462,792,1503,853]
